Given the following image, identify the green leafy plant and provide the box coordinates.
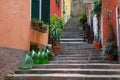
[105,21,117,55]
[79,13,87,26]
[104,19,119,61]
[49,15,64,45]
[92,0,102,15]
[31,18,44,26]
[31,18,48,33]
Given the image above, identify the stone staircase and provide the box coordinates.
[5,17,120,80]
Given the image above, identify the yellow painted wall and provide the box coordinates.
[64,0,71,16]
[62,0,71,23]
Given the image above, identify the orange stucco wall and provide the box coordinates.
[102,0,118,45]
[0,0,31,50]
[30,29,48,47]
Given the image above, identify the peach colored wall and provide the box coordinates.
[30,29,48,47]
[0,0,31,50]
[102,0,118,45]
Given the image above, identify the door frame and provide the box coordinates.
[116,6,120,48]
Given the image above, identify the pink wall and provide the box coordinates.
[0,0,31,50]
[50,0,62,17]
[102,0,118,45]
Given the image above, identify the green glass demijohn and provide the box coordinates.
[45,48,53,61]
[41,49,48,64]
[37,50,43,64]
[19,51,34,70]
[31,49,39,64]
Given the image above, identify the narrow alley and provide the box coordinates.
[6,17,120,80]
[1,0,120,80]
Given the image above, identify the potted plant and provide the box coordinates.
[31,18,48,33]
[105,40,119,61]
[49,15,64,55]
[104,20,119,61]
[92,0,102,50]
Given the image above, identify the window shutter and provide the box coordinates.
[31,0,40,19]
[41,0,50,24]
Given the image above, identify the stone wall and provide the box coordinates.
[71,0,85,17]
[0,47,24,80]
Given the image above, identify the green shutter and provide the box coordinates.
[31,0,39,19]
[41,0,50,24]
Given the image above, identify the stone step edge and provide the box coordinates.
[6,73,120,78]
[60,38,84,40]
[60,42,85,43]
[16,69,120,72]
[32,63,120,66]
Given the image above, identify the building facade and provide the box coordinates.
[50,0,62,17]
[0,0,49,79]
[62,0,71,23]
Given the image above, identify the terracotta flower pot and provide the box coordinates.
[94,41,101,50]
[108,54,114,61]
[52,44,61,55]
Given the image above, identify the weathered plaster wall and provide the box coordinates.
[71,0,85,17]
[102,0,118,45]
[0,0,31,50]
[0,47,24,80]
[0,0,30,79]
[50,0,62,17]
[63,0,71,23]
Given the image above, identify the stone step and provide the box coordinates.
[15,69,120,75]
[58,54,102,57]
[49,60,105,64]
[60,43,93,47]
[60,42,85,44]
[60,46,94,49]
[54,56,103,60]
[6,73,120,80]
[63,29,81,32]
[60,51,101,54]
[33,63,120,69]
[61,48,95,51]
[60,38,84,42]
[60,49,101,52]
[60,53,101,55]
[62,32,84,36]
[62,35,84,38]
[64,27,80,29]
[61,50,100,52]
